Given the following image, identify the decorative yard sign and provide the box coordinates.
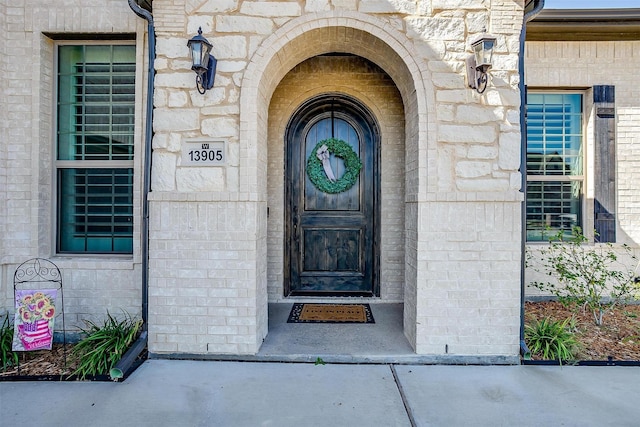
[181,139,226,166]
[12,289,57,351]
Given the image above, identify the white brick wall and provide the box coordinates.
[0,2,9,315]
[525,40,640,294]
[148,198,266,354]
[415,201,521,355]
[1,1,144,329]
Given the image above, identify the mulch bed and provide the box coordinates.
[3,302,639,376]
[1,342,147,380]
[1,343,77,378]
[525,301,640,361]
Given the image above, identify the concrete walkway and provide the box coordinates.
[1,360,639,426]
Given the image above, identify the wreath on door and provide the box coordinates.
[306,138,362,194]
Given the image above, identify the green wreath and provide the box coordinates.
[306,138,362,194]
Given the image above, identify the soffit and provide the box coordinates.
[528,9,640,41]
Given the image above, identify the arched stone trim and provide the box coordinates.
[239,11,434,198]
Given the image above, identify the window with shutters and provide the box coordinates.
[56,44,136,254]
[526,93,584,242]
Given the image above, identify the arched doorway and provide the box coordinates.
[284,94,380,296]
[240,12,433,351]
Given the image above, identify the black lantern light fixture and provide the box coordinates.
[466,33,497,94]
[187,27,217,94]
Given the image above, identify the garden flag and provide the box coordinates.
[12,289,57,351]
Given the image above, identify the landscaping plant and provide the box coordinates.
[1,312,19,372]
[70,311,142,379]
[527,227,639,326]
[525,317,579,363]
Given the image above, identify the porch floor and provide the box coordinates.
[257,303,417,363]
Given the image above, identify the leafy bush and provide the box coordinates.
[70,311,142,379]
[525,317,579,363]
[1,312,18,372]
[527,227,639,326]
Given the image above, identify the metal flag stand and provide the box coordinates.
[13,258,66,376]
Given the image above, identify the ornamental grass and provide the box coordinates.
[70,311,142,379]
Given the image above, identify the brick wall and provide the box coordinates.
[0,1,144,328]
[525,40,640,295]
[148,197,266,354]
[416,201,521,355]
[1,1,7,276]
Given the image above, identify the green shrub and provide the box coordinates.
[525,317,579,363]
[1,312,18,372]
[527,227,639,326]
[70,311,142,379]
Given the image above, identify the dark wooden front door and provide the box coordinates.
[285,94,379,296]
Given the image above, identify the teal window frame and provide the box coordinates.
[526,92,584,242]
[56,44,136,254]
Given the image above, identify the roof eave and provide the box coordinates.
[528,8,640,41]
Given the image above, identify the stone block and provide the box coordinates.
[466,11,489,34]
[216,16,274,35]
[176,168,225,192]
[201,117,239,138]
[436,89,473,104]
[498,132,520,171]
[156,73,195,89]
[212,36,247,60]
[191,87,226,108]
[240,1,301,17]
[194,0,239,13]
[432,0,486,9]
[154,109,200,132]
[457,178,509,192]
[332,0,358,9]
[456,105,499,125]
[432,72,464,89]
[156,37,189,59]
[486,88,521,107]
[186,16,214,35]
[468,145,498,160]
[151,152,177,191]
[406,17,465,42]
[359,0,417,14]
[439,125,496,144]
[305,0,331,12]
[456,161,491,178]
[216,60,248,73]
[168,91,188,108]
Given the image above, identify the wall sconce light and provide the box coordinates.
[466,33,496,94]
[187,27,217,94]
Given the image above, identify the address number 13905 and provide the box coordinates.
[182,141,225,166]
[189,149,222,162]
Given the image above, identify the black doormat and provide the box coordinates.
[287,303,375,323]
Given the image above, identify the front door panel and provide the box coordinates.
[286,95,379,296]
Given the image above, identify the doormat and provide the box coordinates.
[287,303,375,323]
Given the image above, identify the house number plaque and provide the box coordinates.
[181,140,226,166]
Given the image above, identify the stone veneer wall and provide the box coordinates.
[0,1,145,329]
[266,55,406,302]
[525,40,640,294]
[149,0,525,358]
